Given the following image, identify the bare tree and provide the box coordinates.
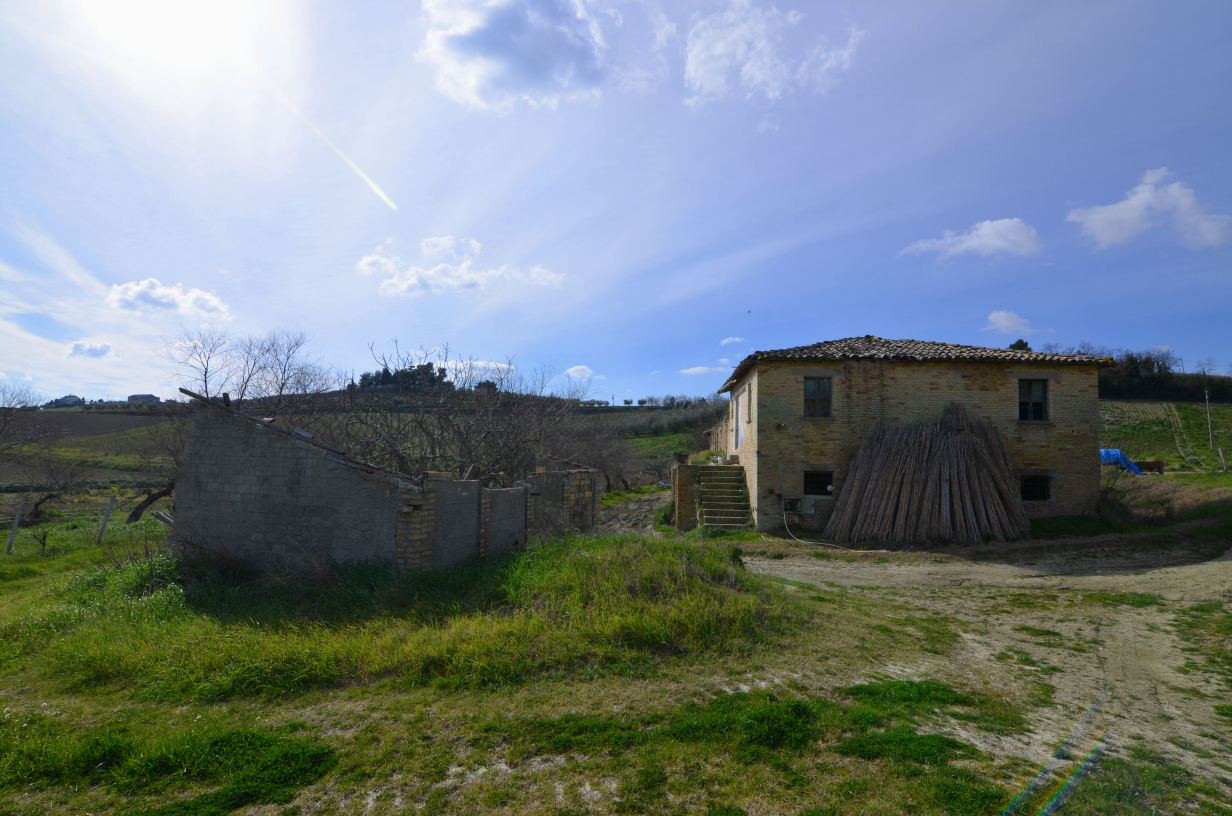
[547,414,640,491]
[126,409,190,523]
[164,326,232,398]
[0,382,40,461]
[147,329,337,523]
[165,328,337,420]
[245,330,336,422]
[24,442,86,522]
[328,345,586,486]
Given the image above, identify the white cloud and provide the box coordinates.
[684,3,861,107]
[357,236,564,297]
[443,359,517,381]
[797,26,864,94]
[107,278,230,318]
[1067,168,1230,249]
[680,365,724,375]
[68,340,112,358]
[565,364,594,378]
[417,0,608,111]
[720,336,744,345]
[900,218,1042,260]
[0,224,206,397]
[981,310,1036,335]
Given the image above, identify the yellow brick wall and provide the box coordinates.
[394,488,435,569]
[725,359,1101,530]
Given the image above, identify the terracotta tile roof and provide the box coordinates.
[718,335,1107,392]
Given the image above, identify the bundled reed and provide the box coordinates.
[823,402,1029,546]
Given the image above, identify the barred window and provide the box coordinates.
[1021,475,1051,502]
[803,470,834,496]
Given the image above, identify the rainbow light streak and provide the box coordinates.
[1032,732,1107,816]
[997,689,1107,815]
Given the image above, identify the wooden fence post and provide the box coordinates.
[6,496,25,555]
[97,494,116,547]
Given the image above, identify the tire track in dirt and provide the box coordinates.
[745,545,1232,799]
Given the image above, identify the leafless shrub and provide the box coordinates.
[326,344,587,487]
[0,382,41,462]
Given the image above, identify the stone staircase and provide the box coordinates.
[697,465,752,529]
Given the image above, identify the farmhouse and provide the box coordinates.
[692,336,1106,537]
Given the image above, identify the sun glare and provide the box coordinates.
[67,0,274,84]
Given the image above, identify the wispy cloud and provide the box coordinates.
[565,364,594,379]
[1067,168,1230,249]
[680,364,728,375]
[981,310,1036,335]
[107,278,231,319]
[684,2,861,107]
[417,0,608,111]
[720,336,744,346]
[0,224,199,396]
[357,236,564,297]
[900,218,1042,260]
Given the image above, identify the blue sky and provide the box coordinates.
[1,0,1229,401]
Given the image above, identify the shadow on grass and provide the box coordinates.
[944,481,1232,575]
[177,550,522,628]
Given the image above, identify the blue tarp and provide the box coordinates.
[1100,448,1143,475]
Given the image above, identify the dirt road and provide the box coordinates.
[744,537,1232,799]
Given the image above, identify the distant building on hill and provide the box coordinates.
[45,394,84,409]
[127,394,161,406]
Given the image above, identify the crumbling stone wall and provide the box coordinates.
[175,400,586,574]
[671,462,700,531]
[174,402,402,573]
[176,402,535,575]
[525,469,600,532]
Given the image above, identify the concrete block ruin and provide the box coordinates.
[172,392,601,575]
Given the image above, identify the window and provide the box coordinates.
[803,470,834,496]
[804,377,831,418]
[1019,379,1048,421]
[733,389,743,447]
[1021,475,1050,502]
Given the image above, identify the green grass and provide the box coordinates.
[1082,591,1165,608]
[0,715,335,815]
[1057,747,1228,815]
[2,535,802,702]
[629,430,699,463]
[1099,399,1232,472]
[7,490,1230,814]
[1173,601,1232,686]
[601,483,669,507]
[1030,514,1125,538]
[1173,403,1232,471]
[483,680,1014,814]
[1099,402,1179,467]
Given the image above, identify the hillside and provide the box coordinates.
[1100,399,1231,471]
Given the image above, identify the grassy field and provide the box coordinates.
[1100,399,1232,471]
[3,476,1230,814]
[0,402,1229,813]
